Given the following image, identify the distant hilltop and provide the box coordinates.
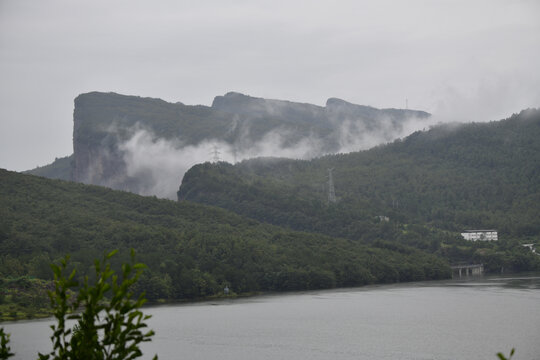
[27,91,431,199]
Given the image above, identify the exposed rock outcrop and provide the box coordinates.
[29,91,432,198]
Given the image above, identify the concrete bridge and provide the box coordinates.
[451,264,484,278]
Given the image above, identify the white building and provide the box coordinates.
[461,230,498,241]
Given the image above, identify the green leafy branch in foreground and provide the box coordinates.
[36,249,157,360]
[497,348,515,360]
[0,327,14,360]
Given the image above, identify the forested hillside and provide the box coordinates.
[5,109,540,320]
[0,169,450,319]
[22,155,73,181]
[178,109,540,271]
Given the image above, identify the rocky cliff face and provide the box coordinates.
[72,135,127,189]
[33,91,432,198]
[72,93,130,190]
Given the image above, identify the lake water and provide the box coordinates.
[3,274,540,360]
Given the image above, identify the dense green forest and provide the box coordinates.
[23,155,73,181]
[0,169,450,320]
[178,109,540,271]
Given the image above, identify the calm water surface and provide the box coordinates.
[4,274,540,360]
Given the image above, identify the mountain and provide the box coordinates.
[26,91,431,199]
[23,155,73,181]
[0,169,450,319]
[178,109,540,270]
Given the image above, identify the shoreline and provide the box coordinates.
[3,271,539,323]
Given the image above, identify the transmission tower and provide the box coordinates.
[327,168,336,204]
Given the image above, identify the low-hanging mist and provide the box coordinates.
[119,112,439,200]
[28,91,440,198]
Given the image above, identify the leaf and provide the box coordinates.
[107,249,119,258]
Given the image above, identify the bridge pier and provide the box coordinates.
[451,264,484,278]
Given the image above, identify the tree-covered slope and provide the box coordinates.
[178,109,540,243]
[0,169,450,313]
[24,155,73,181]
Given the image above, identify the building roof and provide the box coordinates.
[462,230,497,233]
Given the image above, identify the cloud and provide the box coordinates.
[335,114,441,153]
[118,110,436,199]
[119,127,325,199]
[119,129,221,199]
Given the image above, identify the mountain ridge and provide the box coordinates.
[27,91,432,199]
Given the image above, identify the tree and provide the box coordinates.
[497,348,515,360]
[36,249,157,360]
[0,328,14,360]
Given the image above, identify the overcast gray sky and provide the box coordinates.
[1,0,539,171]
